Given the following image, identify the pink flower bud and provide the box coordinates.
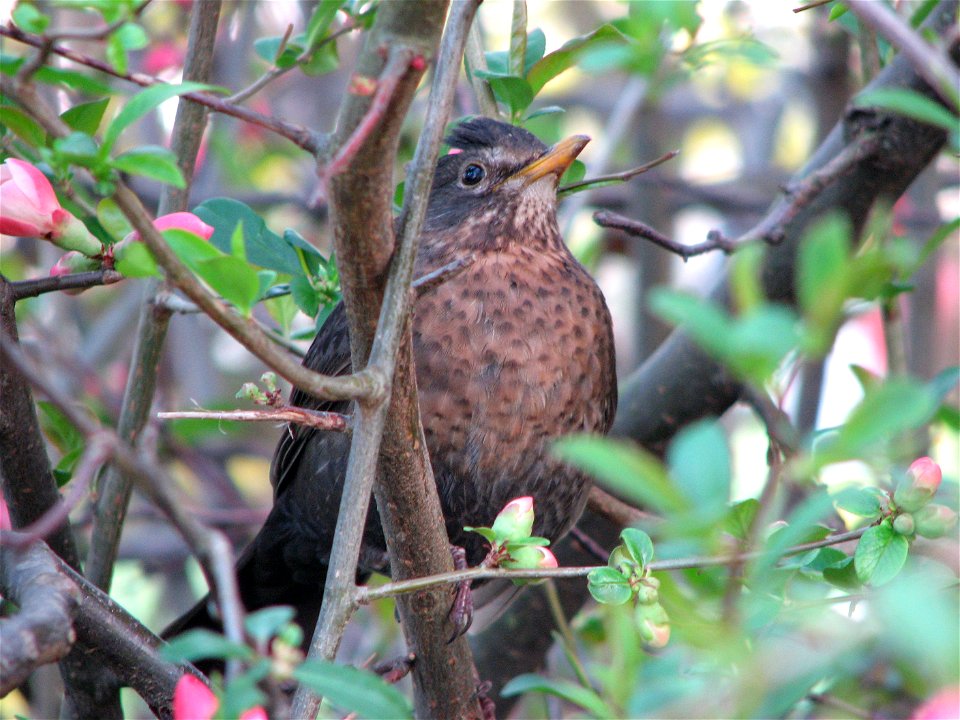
[911,686,960,720]
[504,544,557,570]
[635,602,670,648]
[913,504,958,539]
[152,212,214,240]
[239,707,269,720]
[908,457,943,493]
[172,675,218,720]
[50,252,101,295]
[0,158,70,238]
[0,497,11,531]
[492,496,535,541]
[895,457,944,513]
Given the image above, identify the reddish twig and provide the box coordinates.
[0,24,323,154]
[321,48,420,181]
[412,253,478,296]
[156,407,350,432]
[586,486,660,528]
[793,0,834,13]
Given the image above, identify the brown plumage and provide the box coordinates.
[168,117,617,640]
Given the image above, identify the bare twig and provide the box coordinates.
[593,210,740,260]
[412,253,478,296]
[847,1,960,111]
[464,20,500,118]
[0,24,324,154]
[586,486,661,528]
[793,0,834,14]
[559,149,679,195]
[157,407,349,431]
[9,269,124,300]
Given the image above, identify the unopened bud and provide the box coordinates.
[504,544,557,570]
[260,372,278,393]
[893,513,915,536]
[635,602,670,648]
[53,214,102,257]
[50,251,100,294]
[894,457,943,513]
[635,578,660,605]
[913,504,958,539]
[236,382,266,403]
[492,496,535,541]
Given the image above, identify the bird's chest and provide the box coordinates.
[411,251,612,475]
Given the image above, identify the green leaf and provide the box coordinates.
[293,660,413,720]
[196,256,261,315]
[37,401,84,456]
[106,33,129,75]
[833,487,883,519]
[102,81,213,155]
[620,527,654,566]
[114,22,148,51]
[797,213,851,339]
[0,104,45,146]
[112,146,185,188]
[524,28,546,75]
[524,105,565,121]
[115,241,159,277]
[588,566,634,605]
[527,24,627,95]
[488,76,534,117]
[854,522,909,585]
[13,3,49,34]
[822,555,862,591]
[648,289,732,359]
[221,666,268,719]
[244,606,295,644]
[305,0,344,49]
[253,36,304,69]
[857,88,958,133]
[53,132,101,164]
[724,499,759,541]
[193,198,303,275]
[667,420,730,517]
[290,274,320,317]
[502,674,615,718]
[60,98,110,135]
[828,3,848,20]
[726,305,800,382]
[36,66,112,95]
[552,435,686,513]
[160,629,254,662]
[508,1,528,79]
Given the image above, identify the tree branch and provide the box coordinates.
[8,270,124,300]
[156,407,349,432]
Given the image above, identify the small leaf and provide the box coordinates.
[244,606,295,644]
[855,522,910,585]
[293,660,413,720]
[667,420,730,517]
[61,98,111,135]
[13,3,50,33]
[53,132,100,164]
[527,24,627,95]
[620,527,654,566]
[0,104,46,146]
[724,499,759,541]
[833,487,883,519]
[588,566,633,605]
[524,105,565,121]
[115,241,159,277]
[97,198,132,242]
[36,66,112,95]
[290,274,320,318]
[305,0,344,49]
[196,256,261,315]
[102,81,214,155]
[112,146,185,188]
[160,629,254,662]
[488,76,534,117]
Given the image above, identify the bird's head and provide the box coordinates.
[422,117,589,250]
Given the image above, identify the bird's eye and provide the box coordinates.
[460,163,485,186]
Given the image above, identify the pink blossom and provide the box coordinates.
[0,158,69,238]
[0,497,11,531]
[143,41,184,75]
[172,674,218,720]
[912,686,960,720]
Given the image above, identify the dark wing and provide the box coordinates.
[270,301,352,497]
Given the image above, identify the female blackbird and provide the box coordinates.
[168,117,617,640]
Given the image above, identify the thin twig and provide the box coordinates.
[593,210,740,260]
[9,270,124,300]
[321,47,418,181]
[412,253,478,296]
[0,24,325,154]
[157,407,349,431]
[793,0,834,14]
[358,526,872,603]
[559,149,679,195]
[586,486,661,528]
[543,582,592,689]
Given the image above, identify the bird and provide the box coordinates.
[167,117,617,644]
